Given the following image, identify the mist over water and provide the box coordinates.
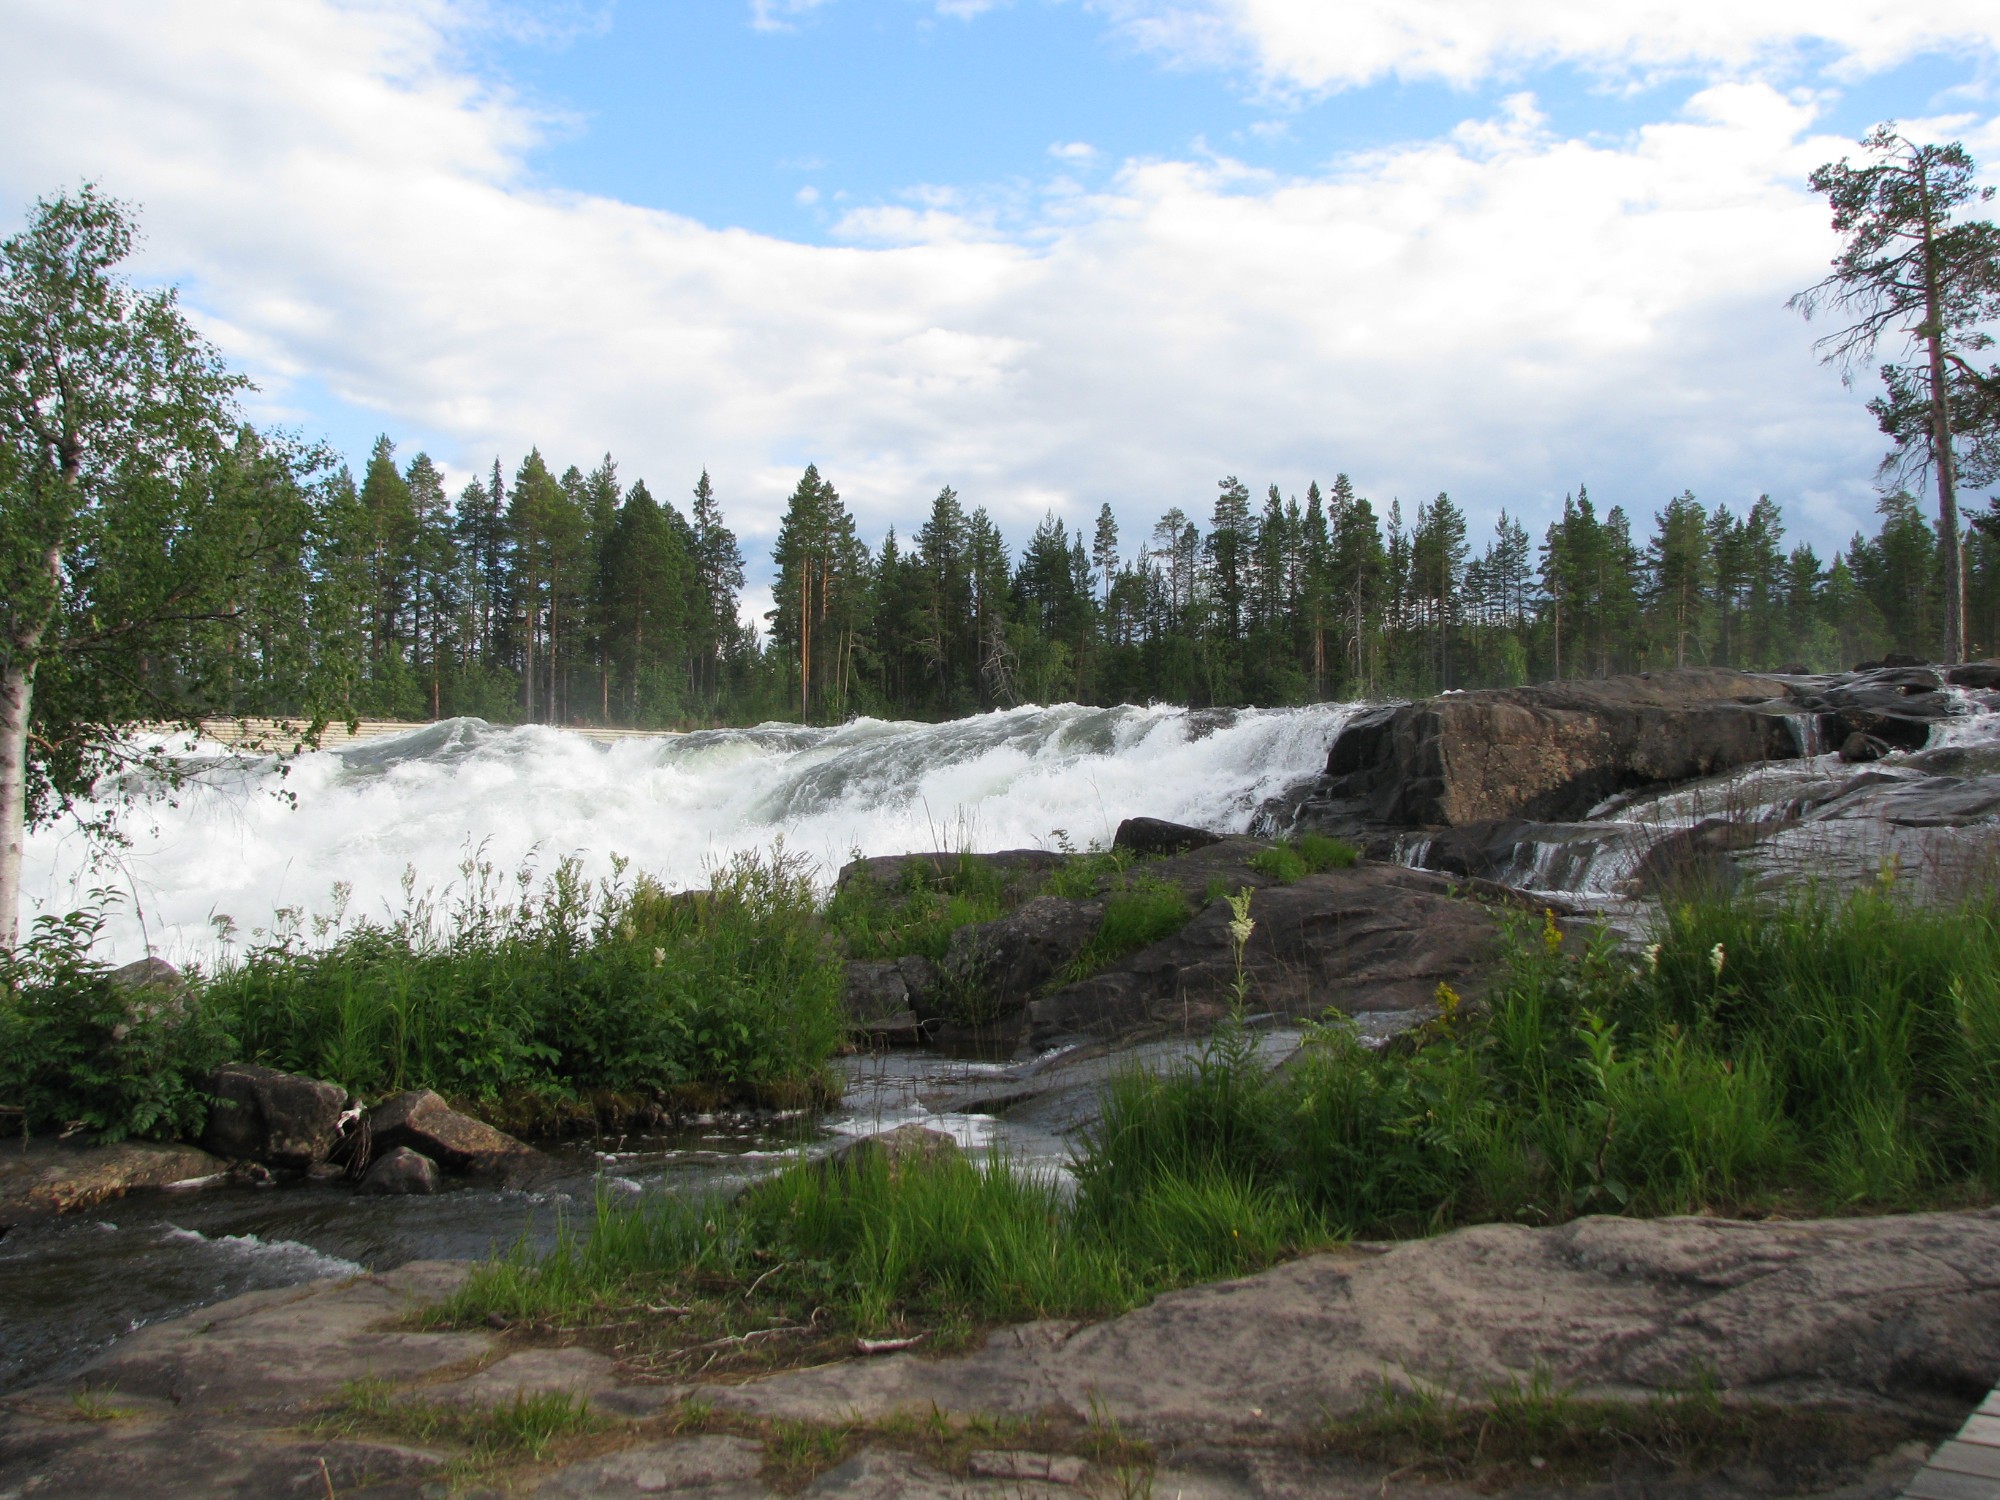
[23,702,1360,965]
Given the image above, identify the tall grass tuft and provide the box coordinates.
[202,845,844,1115]
[1078,879,2000,1236]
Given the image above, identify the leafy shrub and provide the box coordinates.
[0,909,234,1142]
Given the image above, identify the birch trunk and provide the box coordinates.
[0,545,57,952]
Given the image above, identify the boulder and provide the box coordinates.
[1113,816,1221,858]
[840,961,922,1041]
[1300,668,1804,832]
[924,895,1104,1033]
[1839,730,1894,763]
[366,1090,534,1175]
[356,1146,439,1196]
[200,1063,348,1169]
[106,957,185,997]
[1948,660,2000,690]
[828,1123,961,1178]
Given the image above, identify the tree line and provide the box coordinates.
[283,443,2000,727]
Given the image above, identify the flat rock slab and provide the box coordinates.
[0,1138,225,1219]
[534,1434,769,1498]
[707,1209,2000,1434]
[60,1259,487,1417]
[430,1346,620,1407]
[0,1412,443,1500]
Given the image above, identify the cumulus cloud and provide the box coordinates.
[1096,0,2000,92]
[0,0,1962,585]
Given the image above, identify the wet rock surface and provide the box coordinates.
[0,1138,224,1220]
[4,1210,1980,1497]
[1295,668,1806,835]
[1271,664,2000,906]
[365,1089,537,1177]
[356,1145,439,1196]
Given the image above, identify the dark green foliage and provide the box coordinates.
[826,854,1011,963]
[1247,844,1306,882]
[0,908,234,1141]
[207,851,843,1109]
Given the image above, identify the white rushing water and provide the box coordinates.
[23,702,1360,964]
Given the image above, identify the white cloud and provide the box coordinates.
[749,0,834,33]
[0,0,1969,592]
[795,185,822,205]
[1095,0,2000,93]
[1050,141,1099,162]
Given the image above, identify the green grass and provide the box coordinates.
[1246,834,1361,884]
[435,873,2000,1361]
[0,848,846,1141]
[315,1377,604,1468]
[1082,879,2000,1235]
[1067,878,1195,979]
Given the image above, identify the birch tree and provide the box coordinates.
[0,187,335,949]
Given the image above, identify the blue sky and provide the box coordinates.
[478,7,1981,243]
[4,0,2000,616]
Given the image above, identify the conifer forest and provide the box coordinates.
[215,434,2000,729]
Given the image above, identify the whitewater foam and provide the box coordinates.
[160,1226,365,1281]
[24,701,1359,963]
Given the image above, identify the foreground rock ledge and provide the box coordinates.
[4,1209,1992,1497]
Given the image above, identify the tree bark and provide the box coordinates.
[1918,168,1967,663]
[0,545,58,952]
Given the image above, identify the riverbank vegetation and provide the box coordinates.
[0,849,846,1140]
[426,873,2000,1364]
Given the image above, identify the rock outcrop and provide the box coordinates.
[1030,861,1517,1048]
[709,1206,2000,1432]
[199,1063,349,1170]
[1298,668,1805,836]
[11,1210,1984,1496]
[922,895,1104,1035]
[1112,816,1221,858]
[0,1138,224,1220]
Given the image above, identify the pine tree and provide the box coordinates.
[689,470,744,714]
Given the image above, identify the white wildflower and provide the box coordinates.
[1643,943,1661,971]
[1709,943,1725,977]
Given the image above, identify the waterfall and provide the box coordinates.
[23,702,1366,964]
